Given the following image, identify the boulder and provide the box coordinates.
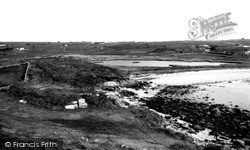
[212,108,222,117]
[65,104,78,109]
[65,99,88,109]
[194,125,204,130]
[244,139,250,146]
[78,98,88,108]
[19,99,27,104]
[103,81,118,87]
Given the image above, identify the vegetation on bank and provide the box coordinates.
[28,57,127,88]
[82,92,117,109]
[8,84,117,110]
[6,57,126,110]
[8,84,79,110]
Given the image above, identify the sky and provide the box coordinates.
[0,0,249,42]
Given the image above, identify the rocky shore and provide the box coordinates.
[1,55,250,150]
[145,85,250,149]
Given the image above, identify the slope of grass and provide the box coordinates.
[28,57,127,88]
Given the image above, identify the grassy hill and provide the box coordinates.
[1,40,250,61]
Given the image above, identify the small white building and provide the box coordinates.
[0,44,13,51]
[17,48,29,51]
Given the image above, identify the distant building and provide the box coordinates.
[0,44,14,51]
[16,47,29,51]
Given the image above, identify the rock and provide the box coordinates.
[244,139,250,146]
[120,90,136,97]
[247,121,250,128]
[194,125,204,130]
[65,104,77,109]
[240,125,248,131]
[120,144,130,149]
[199,121,206,126]
[19,99,27,104]
[233,108,241,115]
[165,115,171,120]
[93,139,99,143]
[103,81,118,87]
[180,123,189,129]
[103,86,116,91]
[212,108,221,117]
[115,99,127,107]
[214,112,221,117]
[65,99,87,109]
[78,98,88,108]
[206,122,214,129]
[243,109,250,113]
[106,93,120,100]
[121,80,149,90]
[232,140,245,149]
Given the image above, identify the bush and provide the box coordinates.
[71,70,100,88]
[83,92,117,109]
[123,81,149,90]
[119,90,136,97]
[30,57,126,88]
[8,84,79,110]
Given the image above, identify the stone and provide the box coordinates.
[247,121,250,127]
[244,139,250,146]
[19,99,27,104]
[233,108,241,115]
[212,108,221,117]
[65,104,77,109]
[165,115,171,120]
[232,140,245,149]
[240,125,248,131]
[180,123,189,129]
[207,123,214,129]
[194,125,204,130]
[103,81,118,87]
[65,99,87,109]
[93,139,99,143]
[214,111,221,117]
[78,98,88,108]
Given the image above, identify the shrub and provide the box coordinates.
[8,84,79,110]
[119,90,136,97]
[29,57,126,88]
[123,81,149,90]
[83,92,117,109]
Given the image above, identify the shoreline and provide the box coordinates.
[1,53,250,149]
[109,68,250,149]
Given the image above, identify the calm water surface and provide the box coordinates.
[97,60,225,67]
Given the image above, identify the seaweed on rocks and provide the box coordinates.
[146,85,250,144]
